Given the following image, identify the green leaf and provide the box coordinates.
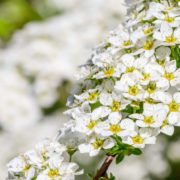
[116,153,124,164]
[90,101,102,111]
[131,148,142,155]
[171,45,180,68]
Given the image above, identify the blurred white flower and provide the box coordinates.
[0,68,41,132]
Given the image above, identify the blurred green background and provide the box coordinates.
[0,0,61,43]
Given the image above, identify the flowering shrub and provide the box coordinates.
[7,0,180,179]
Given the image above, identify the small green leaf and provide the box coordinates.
[116,153,124,164]
[131,148,142,155]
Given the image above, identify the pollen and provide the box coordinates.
[165,36,177,44]
[48,169,60,178]
[104,67,115,77]
[146,82,156,94]
[144,27,154,35]
[144,116,155,125]
[87,121,97,130]
[123,40,132,47]
[128,85,140,96]
[92,139,104,149]
[87,92,98,101]
[163,72,175,80]
[111,101,121,112]
[143,40,154,50]
[126,67,135,73]
[132,136,144,144]
[109,124,122,134]
[169,101,179,112]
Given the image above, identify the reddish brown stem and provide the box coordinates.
[94,155,114,180]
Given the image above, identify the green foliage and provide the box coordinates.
[104,135,142,164]
[122,102,143,114]
[0,0,41,41]
[171,45,180,68]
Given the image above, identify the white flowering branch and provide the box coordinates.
[6,0,180,179]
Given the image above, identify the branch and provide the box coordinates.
[94,155,114,180]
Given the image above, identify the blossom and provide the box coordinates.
[7,139,83,180]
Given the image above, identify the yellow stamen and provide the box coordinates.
[169,101,179,112]
[104,67,115,77]
[123,40,132,47]
[146,82,156,94]
[141,73,150,81]
[128,85,140,96]
[126,67,135,73]
[109,124,122,134]
[163,72,175,80]
[165,36,177,44]
[111,101,121,112]
[144,116,155,125]
[165,16,175,23]
[144,27,154,35]
[87,92,98,101]
[87,121,97,130]
[132,136,144,144]
[143,40,154,50]
[161,119,168,128]
[48,169,60,178]
[92,139,104,149]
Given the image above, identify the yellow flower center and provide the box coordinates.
[141,73,150,81]
[48,169,60,178]
[165,36,177,44]
[169,101,179,112]
[123,40,132,47]
[23,165,31,172]
[109,124,122,134]
[132,136,144,144]
[87,121,97,130]
[126,67,135,73]
[161,119,168,128]
[87,92,98,101]
[143,40,154,50]
[144,27,154,35]
[111,101,121,112]
[157,59,165,66]
[144,116,155,125]
[145,98,156,104]
[92,139,104,149]
[165,16,175,23]
[163,72,175,80]
[146,82,156,94]
[128,85,140,96]
[104,67,115,77]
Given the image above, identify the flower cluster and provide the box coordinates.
[7,139,82,180]
[66,0,180,156]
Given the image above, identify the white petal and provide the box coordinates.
[161,125,174,136]
[120,118,135,130]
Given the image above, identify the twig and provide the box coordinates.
[94,155,114,180]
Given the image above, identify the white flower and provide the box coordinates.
[123,128,157,148]
[130,103,167,128]
[79,137,114,156]
[154,23,180,45]
[99,90,130,115]
[115,74,145,101]
[96,112,135,137]
[152,92,180,125]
